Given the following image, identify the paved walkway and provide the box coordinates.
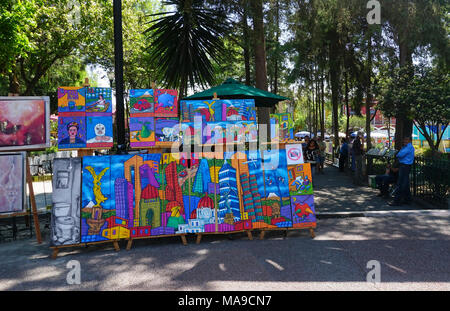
[0,164,448,291]
[313,164,432,214]
[0,211,448,290]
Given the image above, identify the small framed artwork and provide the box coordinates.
[0,96,51,151]
[0,151,27,214]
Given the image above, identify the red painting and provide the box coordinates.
[0,97,50,151]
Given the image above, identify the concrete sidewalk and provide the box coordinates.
[0,211,448,291]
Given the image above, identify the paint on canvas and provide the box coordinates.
[51,158,81,245]
[86,116,114,148]
[0,97,50,151]
[0,152,25,214]
[58,87,86,114]
[85,87,112,114]
[81,156,113,242]
[130,116,155,147]
[58,116,86,149]
[154,89,178,117]
[154,118,180,143]
[287,163,313,195]
[261,149,293,228]
[129,89,154,116]
[290,195,316,228]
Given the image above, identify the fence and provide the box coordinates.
[411,156,450,208]
[366,153,449,208]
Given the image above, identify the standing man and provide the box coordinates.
[352,132,364,186]
[389,137,415,206]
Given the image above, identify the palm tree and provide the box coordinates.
[145,0,230,97]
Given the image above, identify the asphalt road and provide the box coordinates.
[0,210,449,291]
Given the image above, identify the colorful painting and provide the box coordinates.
[58,116,87,149]
[290,195,316,228]
[81,156,114,243]
[261,149,293,228]
[51,158,81,246]
[154,89,178,117]
[287,163,313,195]
[85,87,112,115]
[129,89,154,116]
[271,113,294,143]
[86,116,114,149]
[181,99,256,123]
[130,116,155,148]
[0,97,50,151]
[155,118,180,143]
[57,87,86,115]
[0,152,26,214]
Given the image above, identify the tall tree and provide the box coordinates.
[145,0,230,98]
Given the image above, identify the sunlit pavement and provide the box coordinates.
[0,209,449,291]
[1,165,448,290]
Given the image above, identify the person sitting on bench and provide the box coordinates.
[375,159,399,198]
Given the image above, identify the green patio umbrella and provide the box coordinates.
[183,78,289,107]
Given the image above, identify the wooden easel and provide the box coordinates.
[26,155,42,244]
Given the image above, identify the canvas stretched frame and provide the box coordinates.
[0,151,27,214]
[0,96,51,151]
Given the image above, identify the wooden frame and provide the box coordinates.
[50,239,120,259]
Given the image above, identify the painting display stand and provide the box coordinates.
[26,155,42,244]
[258,226,316,240]
[125,233,188,251]
[50,239,120,259]
[0,212,33,241]
[194,229,254,245]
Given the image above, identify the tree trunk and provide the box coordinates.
[345,71,350,139]
[251,0,270,141]
[242,0,251,86]
[365,32,373,151]
[395,41,413,149]
[329,37,341,148]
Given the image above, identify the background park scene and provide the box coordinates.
[0,0,449,292]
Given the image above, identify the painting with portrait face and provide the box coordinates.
[58,116,87,149]
[86,116,114,148]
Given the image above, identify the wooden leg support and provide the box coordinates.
[246,230,253,241]
[126,239,133,251]
[113,240,120,251]
[180,235,188,246]
[309,228,316,239]
[259,230,266,240]
[51,248,59,260]
[196,233,202,244]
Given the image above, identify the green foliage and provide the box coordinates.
[145,0,231,96]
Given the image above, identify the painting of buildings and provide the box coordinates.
[0,97,50,151]
[129,89,154,116]
[57,87,86,114]
[270,113,294,143]
[51,158,81,246]
[0,152,26,214]
[261,149,293,228]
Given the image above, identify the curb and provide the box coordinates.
[317,209,450,219]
